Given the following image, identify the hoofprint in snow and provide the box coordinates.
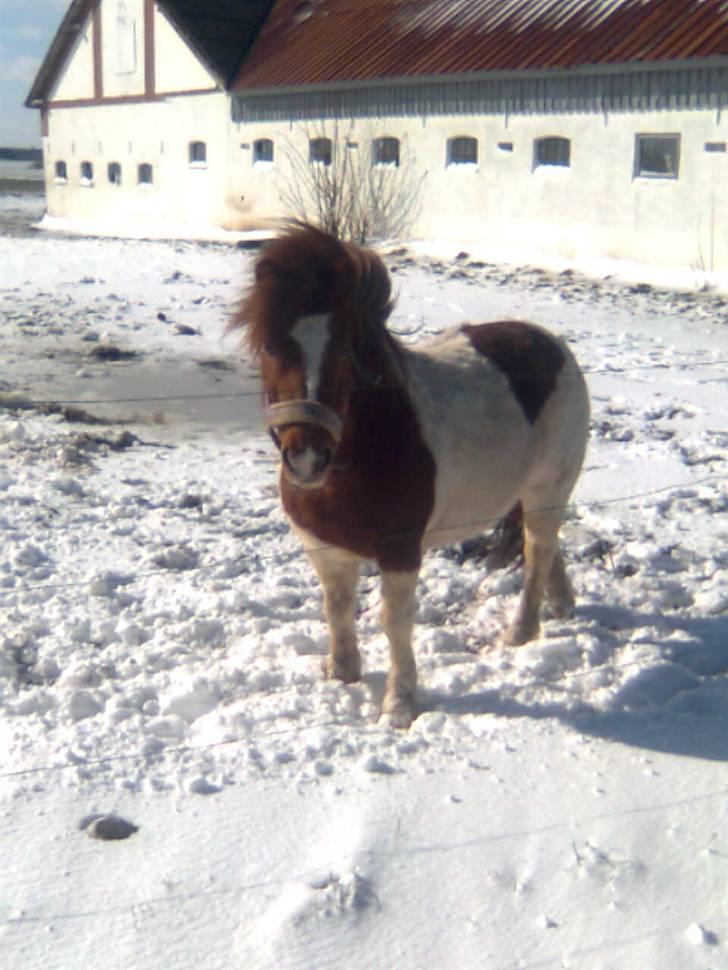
[1,228,727,970]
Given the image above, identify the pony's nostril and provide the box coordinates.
[282,445,332,483]
[314,448,332,475]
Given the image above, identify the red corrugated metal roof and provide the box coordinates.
[232,0,728,90]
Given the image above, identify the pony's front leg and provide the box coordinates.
[307,548,361,683]
[380,570,419,728]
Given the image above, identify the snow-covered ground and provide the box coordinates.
[0,159,44,181]
[1,210,727,970]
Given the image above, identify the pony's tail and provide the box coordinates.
[446,502,523,569]
[484,502,523,570]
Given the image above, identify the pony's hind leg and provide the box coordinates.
[380,570,419,728]
[503,506,562,646]
[545,548,575,619]
[307,548,361,683]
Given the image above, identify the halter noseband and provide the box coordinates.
[265,400,343,450]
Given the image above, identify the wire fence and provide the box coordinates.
[3,249,726,957]
[1,639,725,782]
[2,354,726,411]
[2,385,726,956]
[3,778,726,965]
[1,362,725,777]
[0,468,724,781]
[1,473,723,600]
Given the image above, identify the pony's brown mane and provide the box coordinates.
[229,222,395,362]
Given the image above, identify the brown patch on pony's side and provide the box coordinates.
[462,321,565,424]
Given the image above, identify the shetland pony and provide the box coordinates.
[231,223,590,727]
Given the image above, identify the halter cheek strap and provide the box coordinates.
[265,400,344,450]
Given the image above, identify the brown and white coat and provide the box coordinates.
[233,224,590,727]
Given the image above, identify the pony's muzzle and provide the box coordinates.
[266,400,342,490]
[282,441,333,488]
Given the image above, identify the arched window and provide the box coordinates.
[138,163,153,185]
[446,136,478,166]
[372,137,400,167]
[54,160,68,182]
[80,160,94,184]
[534,136,571,168]
[108,162,122,186]
[309,137,332,166]
[189,141,207,165]
[253,138,274,164]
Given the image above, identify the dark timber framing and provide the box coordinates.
[144,0,156,97]
[92,2,102,100]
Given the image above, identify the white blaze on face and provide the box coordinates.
[291,313,330,400]
[283,313,332,486]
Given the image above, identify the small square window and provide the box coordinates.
[189,141,207,165]
[138,162,153,186]
[497,142,514,153]
[54,160,68,182]
[253,138,274,164]
[635,134,680,178]
[534,137,570,168]
[447,136,478,167]
[108,162,122,186]
[309,137,332,166]
[372,137,400,167]
[704,141,726,153]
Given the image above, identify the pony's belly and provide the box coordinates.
[423,477,524,549]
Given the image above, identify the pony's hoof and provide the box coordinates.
[502,622,539,647]
[548,600,575,620]
[380,699,415,729]
[322,657,361,684]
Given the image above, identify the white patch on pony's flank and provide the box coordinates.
[291,314,330,400]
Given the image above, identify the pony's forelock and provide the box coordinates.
[228,223,394,360]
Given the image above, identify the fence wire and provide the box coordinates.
[3,354,726,411]
[1,473,723,599]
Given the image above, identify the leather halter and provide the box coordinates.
[265,400,343,449]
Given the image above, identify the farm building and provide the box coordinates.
[26,0,728,271]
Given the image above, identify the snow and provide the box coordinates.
[0,160,44,182]
[1,216,727,970]
[37,212,275,245]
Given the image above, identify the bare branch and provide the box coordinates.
[277,121,425,243]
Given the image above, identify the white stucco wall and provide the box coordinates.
[230,108,727,271]
[154,7,216,94]
[51,17,95,101]
[97,0,217,99]
[41,0,227,231]
[43,92,230,227]
[101,0,145,99]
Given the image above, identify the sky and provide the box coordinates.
[0,0,67,146]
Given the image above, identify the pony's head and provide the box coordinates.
[232,223,395,489]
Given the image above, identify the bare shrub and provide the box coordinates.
[277,121,425,243]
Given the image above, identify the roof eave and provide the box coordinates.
[25,0,94,109]
[232,54,728,98]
